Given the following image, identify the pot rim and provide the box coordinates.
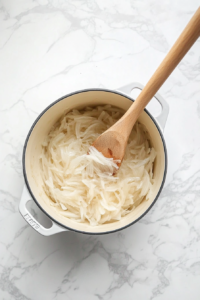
[22,88,167,235]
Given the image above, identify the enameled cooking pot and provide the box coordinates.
[19,82,168,236]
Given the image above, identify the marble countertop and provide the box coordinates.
[1,0,200,299]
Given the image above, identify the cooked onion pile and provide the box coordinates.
[40,105,156,226]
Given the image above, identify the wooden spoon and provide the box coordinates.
[92,7,200,165]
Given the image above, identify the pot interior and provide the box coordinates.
[24,90,166,234]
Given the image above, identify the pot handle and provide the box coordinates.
[19,186,67,236]
[117,82,169,131]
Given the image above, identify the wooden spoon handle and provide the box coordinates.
[123,7,200,130]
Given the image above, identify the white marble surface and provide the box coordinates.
[0,0,200,299]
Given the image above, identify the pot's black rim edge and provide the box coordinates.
[22,88,168,235]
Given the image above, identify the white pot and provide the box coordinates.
[19,82,169,236]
